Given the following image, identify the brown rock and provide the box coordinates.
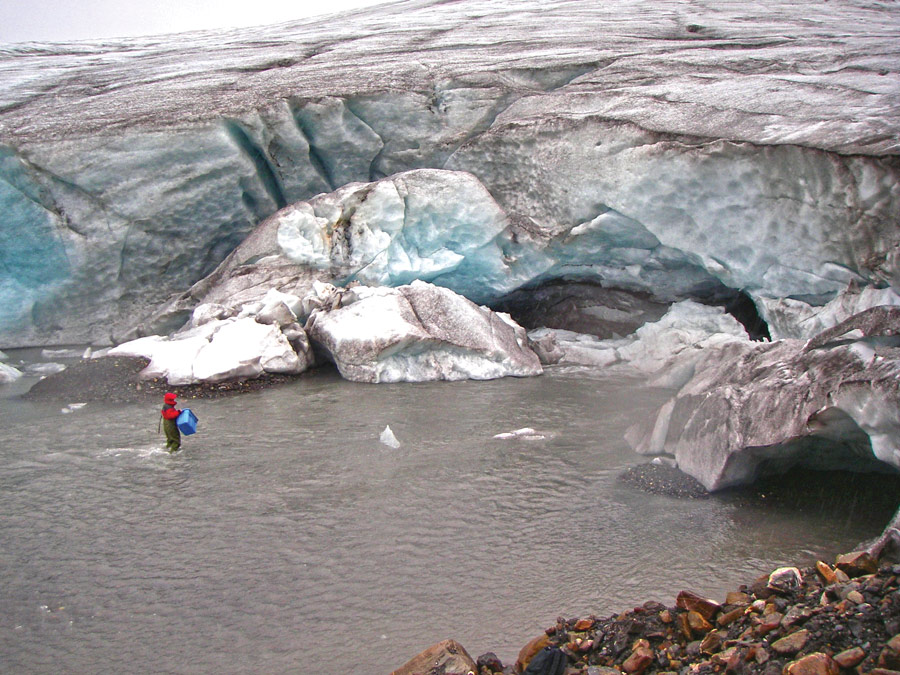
[726,591,752,605]
[574,618,595,632]
[516,634,550,672]
[677,590,721,620]
[677,612,693,640]
[834,568,851,583]
[753,646,770,665]
[871,670,900,675]
[700,630,723,655]
[718,607,745,627]
[880,646,900,671]
[783,653,839,675]
[782,605,813,627]
[832,647,865,669]
[391,639,477,675]
[845,589,865,604]
[623,646,654,674]
[687,610,713,634]
[660,609,674,624]
[815,561,837,584]
[771,630,809,656]
[835,551,878,577]
[758,612,784,635]
[889,634,900,652]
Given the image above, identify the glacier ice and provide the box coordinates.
[109,315,311,385]
[627,307,900,490]
[107,279,540,385]
[379,425,401,449]
[303,280,542,383]
[528,300,749,385]
[0,361,23,383]
[1,0,898,345]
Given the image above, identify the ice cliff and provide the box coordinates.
[1,0,899,346]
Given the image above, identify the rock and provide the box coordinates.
[573,618,595,632]
[623,646,654,674]
[700,630,723,655]
[718,607,746,627]
[476,652,504,673]
[771,629,810,655]
[769,568,803,594]
[687,610,714,635]
[890,634,900,652]
[304,281,542,383]
[846,590,865,604]
[832,647,866,669]
[836,551,879,577]
[758,612,784,635]
[782,605,813,627]
[815,561,837,584]
[783,653,840,675]
[516,635,551,673]
[881,645,900,670]
[676,591,722,621]
[391,639,477,675]
[726,592,752,605]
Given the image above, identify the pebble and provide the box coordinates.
[833,647,866,668]
[771,629,810,655]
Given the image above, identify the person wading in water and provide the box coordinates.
[160,392,182,453]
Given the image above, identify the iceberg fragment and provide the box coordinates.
[379,425,401,449]
[303,280,542,383]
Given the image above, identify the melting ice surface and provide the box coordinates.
[1,362,895,674]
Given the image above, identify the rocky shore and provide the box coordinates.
[394,552,900,675]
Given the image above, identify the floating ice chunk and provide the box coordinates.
[0,362,23,383]
[380,425,401,448]
[41,348,85,359]
[493,427,546,440]
[26,362,67,376]
[61,402,87,414]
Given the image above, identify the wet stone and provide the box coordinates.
[833,647,866,668]
[771,629,809,655]
[677,590,721,620]
[783,653,840,675]
[835,551,878,577]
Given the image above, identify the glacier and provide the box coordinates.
[1,0,898,346]
[1,0,900,492]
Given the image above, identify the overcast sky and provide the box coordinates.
[0,0,390,43]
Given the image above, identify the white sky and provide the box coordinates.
[0,0,391,43]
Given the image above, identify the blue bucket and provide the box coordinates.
[176,408,198,435]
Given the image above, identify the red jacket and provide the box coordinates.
[161,404,180,420]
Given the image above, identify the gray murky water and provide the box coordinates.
[0,359,893,674]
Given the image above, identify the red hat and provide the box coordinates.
[164,392,177,404]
